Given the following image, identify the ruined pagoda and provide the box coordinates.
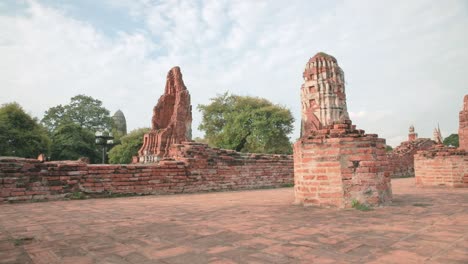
[137,66,192,163]
[300,52,349,136]
[294,52,392,208]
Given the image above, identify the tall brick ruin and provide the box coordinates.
[294,53,392,208]
[300,52,349,135]
[138,67,192,163]
[459,95,468,150]
[415,95,468,188]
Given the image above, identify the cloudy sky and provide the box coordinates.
[1,0,467,146]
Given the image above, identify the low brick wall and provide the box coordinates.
[414,147,467,188]
[387,139,434,178]
[0,143,293,203]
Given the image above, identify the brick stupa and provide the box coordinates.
[294,52,392,208]
[300,52,349,135]
[137,67,192,163]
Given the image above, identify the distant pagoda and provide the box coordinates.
[112,110,127,136]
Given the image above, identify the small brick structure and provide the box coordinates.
[387,132,435,178]
[414,146,467,187]
[294,53,392,208]
[294,120,392,208]
[414,95,468,187]
[0,143,293,203]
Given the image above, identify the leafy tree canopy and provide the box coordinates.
[198,93,294,154]
[0,102,50,158]
[50,122,99,162]
[42,94,112,133]
[443,133,459,147]
[108,128,150,164]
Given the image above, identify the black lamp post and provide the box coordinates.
[95,130,114,164]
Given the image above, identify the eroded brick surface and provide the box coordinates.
[138,66,192,162]
[414,95,468,188]
[300,52,349,134]
[294,120,392,208]
[387,133,435,178]
[459,95,468,151]
[414,146,467,187]
[0,149,293,203]
[294,53,392,208]
[0,179,467,264]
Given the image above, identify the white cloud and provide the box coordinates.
[1,0,467,147]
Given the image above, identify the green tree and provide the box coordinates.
[198,93,294,154]
[41,95,112,133]
[108,128,150,164]
[50,122,99,162]
[443,134,459,147]
[0,102,50,158]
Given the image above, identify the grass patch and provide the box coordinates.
[412,203,433,207]
[69,191,87,200]
[12,237,34,246]
[281,183,294,188]
[351,199,372,211]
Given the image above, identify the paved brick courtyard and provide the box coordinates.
[0,178,467,264]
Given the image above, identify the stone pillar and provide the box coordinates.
[459,95,468,150]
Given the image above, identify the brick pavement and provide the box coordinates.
[0,178,467,263]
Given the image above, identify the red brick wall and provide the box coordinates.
[293,138,344,207]
[414,148,467,188]
[0,144,293,203]
[294,121,392,208]
[387,139,435,178]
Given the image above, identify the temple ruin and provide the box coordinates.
[294,52,392,208]
[138,67,193,163]
[414,95,468,187]
[387,126,435,178]
[300,52,349,135]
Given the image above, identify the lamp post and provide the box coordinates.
[95,130,114,164]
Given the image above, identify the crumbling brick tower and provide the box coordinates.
[301,52,349,135]
[294,52,392,208]
[138,67,192,163]
[459,95,468,151]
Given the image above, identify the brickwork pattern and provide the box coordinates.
[300,52,349,135]
[138,66,192,162]
[294,120,392,208]
[0,144,293,203]
[414,95,468,188]
[414,146,467,188]
[387,138,435,178]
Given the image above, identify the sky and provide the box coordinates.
[1,0,467,147]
